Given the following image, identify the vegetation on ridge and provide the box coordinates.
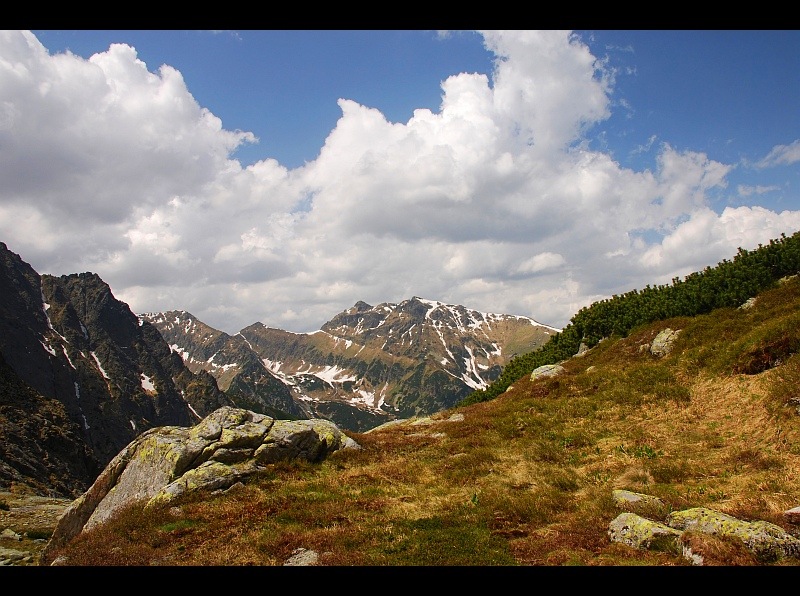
[461,230,800,407]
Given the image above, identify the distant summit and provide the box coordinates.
[146,296,557,432]
[140,310,304,421]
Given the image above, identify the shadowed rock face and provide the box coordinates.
[40,406,360,565]
[0,242,232,497]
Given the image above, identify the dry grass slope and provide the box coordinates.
[41,278,800,566]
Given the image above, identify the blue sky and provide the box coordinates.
[30,30,498,168]
[3,30,800,333]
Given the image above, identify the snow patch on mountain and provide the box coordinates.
[91,352,110,379]
[141,373,155,392]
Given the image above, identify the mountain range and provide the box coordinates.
[0,240,555,496]
[143,299,556,433]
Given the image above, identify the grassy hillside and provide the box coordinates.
[44,273,800,566]
[463,231,800,406]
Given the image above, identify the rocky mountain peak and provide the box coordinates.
[0,243,233,497]
[351,300,373,312]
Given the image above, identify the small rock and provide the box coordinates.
[650,328,680,357]
[0,546,29,563]
[1,528,21,541]
[284,547,319,566]
[530,364,565,380]
[612,489,665,511]
[608,512,681,552]
[784,506,800,524]
[739,297,757,310]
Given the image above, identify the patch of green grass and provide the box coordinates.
[726,448,784,472]
[437,447,497,484]
[616,443,662,459]
[528,439,568,464]
[545,467,581,493]
[369,513,517,565]
[678,309,750,373]
[480,483,571,526]
[647,459,695,483]
[158,519,198,534]
[729,313,800,375]
[767,354,800,408]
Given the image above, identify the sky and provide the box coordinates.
[2,30,800,335]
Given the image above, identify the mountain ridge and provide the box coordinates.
[0,242,234,497]
[143,296,557,432]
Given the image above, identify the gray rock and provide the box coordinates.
[40,406,359,565]
[612,489,666,512]
[667,507,800,562]
[284,547,319,566]
[530,364,565,380]
[1,528,21,540]
[0,546,30,565]
[607,494,800,565]
[739,297,757,310]
[650,328,680,357]
[607,512,682,552]
[784,506,800,524]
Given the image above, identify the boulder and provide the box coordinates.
[530,364,565,380]
[40,406,360,564]
[612,489,666,513]
[650,328,680,357]
[608,494,800,565]
[607,512,682,553]
[667,507,800,562]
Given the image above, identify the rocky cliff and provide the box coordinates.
[0,242,233,497]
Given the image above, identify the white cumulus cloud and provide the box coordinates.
[1,30,799,335]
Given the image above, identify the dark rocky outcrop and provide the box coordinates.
[0,242,233,497]
[40,406,360,565]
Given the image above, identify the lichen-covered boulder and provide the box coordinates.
[530,364,565,380]
[41,407,360,564]
[146,460,247,509]
[650,328,680,357]
[667,507,800,562]
[612,489,666,513]
[607,495,800,565]
[607,512,682,553]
